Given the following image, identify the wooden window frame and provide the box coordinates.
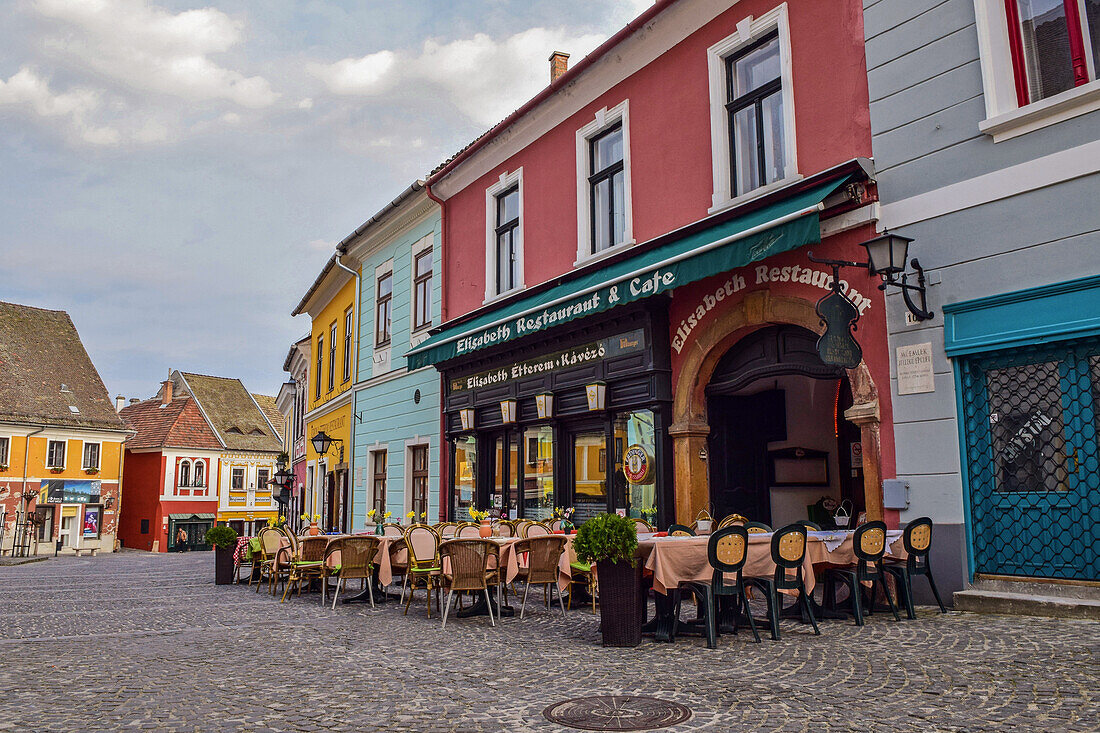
[193,459,205,488]
[412,248,433,333]
[178,459,191,488]
[46,439,66,469]
[231,468,245,490]
[411,445,429,519]
[372,450,388,516]
[343,308,353,382]
[315,334,323,400]
[328,322,337,393]
[82,441,101,470]
[376,272,393,347]
[0,436,8,466]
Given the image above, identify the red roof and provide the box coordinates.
[120,395,222,451]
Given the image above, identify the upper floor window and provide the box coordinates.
[376,271,393,346]
[343,308,353,382]
[0,436,9,466]
[372,449,387,515]
[484,169,523,301]
[179,460,191,487]
[328,322,337,391]
[82,442,100,470]
[231,468,245,490]
[257,468,270,492]
[315,334,323,400]
[46,439,66,468]
[495,186,520,294]
[1007,0,1099,104]
[413,247,433,332]
[193,459,205,487]
[576,104,633,264]
[589,124,626,254]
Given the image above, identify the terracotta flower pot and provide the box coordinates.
[479,519,492,538]
[308,522,321,536]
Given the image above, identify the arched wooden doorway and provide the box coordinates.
[669,290,883,524]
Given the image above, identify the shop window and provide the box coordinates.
[46,440,66,468]
[179,460,191,488]
[193,460,205,488]
[413,248,433,332]
[453,436,477,517]
[573,430,607,524]
[613,409,658,521]
[1007,0,1098,105]
[484,169,523,301]
[328,322,337,392]
[0,436,9,466]
[36,506,54,541]
[343,308,353,382]
[140,518,150,534]
[707,7,797,210]
[411,445,429,519]
[376,271,393,347]
[575,103,633,264]
[82,442,100,470]
[523,426,554,521]
[372,450,387,515]
[315,333,323,400]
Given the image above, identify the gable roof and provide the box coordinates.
[0,301,127,432]
[251,394,284,443]
[173,371,282,453]
[119,394,222,451]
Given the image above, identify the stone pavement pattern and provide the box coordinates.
[0,552,1096,732]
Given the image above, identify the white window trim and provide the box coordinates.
[0,435,9,466]
[178,459,191,489]
[409,233,435,346]
[403,438,430,519]
[82,441,101,470]
[46,439,66,469]
[484,168,525,303]
[575,100,635,266]
[369,445,388,515]
[974,0,1100,141]
[193,458,206,489]
[707,4,800,214]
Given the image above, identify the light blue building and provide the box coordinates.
[341,183,442,529]
[863,0,1100,603]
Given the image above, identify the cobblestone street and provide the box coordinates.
[0,551,1096,732]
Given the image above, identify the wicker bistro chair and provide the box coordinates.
[745,522,772,534]
[438,539,500,629]
[435,522,457,538]
[495,520,516,538]
[822,521,901,625]
[514,535,568,619]
[717,514,748,529]
[324,536,380,609]
[255,527,286,595]
[454,522,482,538]
[675,526,761,647]
[547,518,564,532]
[883,517,947,617]
[668,524,695,537]
[523,522,551,539]
[403,525,443,617]
[631,518,654,533]
[281,536,328,603]
[744,524,820,640]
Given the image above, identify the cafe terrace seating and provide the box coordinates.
[439,538,500,629]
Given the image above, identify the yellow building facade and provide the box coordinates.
[295,259,357,533]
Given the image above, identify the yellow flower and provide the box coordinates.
[419,512,426,519]
[312,513,320,522]
[367,509,376,519]
[406,511,415,519]
[383,512,392,519]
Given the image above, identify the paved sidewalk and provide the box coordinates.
[0,552,1096,732]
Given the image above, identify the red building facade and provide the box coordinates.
[412,0,897,529]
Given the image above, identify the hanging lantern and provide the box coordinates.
[459,408,476,431]
[500,399,518,424]
[585,381,607,411]
[535,392,554,420]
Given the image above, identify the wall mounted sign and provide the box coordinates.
[450,330,645,394]
[623,444,652,484]
[896,342,935,395]
[43,479,101,504]
[815,290,863,368]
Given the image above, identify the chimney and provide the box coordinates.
[129,398,140,405]
[161,380,173,405]
[115,395,125,412]
[549,51,570,83]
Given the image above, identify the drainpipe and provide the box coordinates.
[17,426,46,554]
[333,251,359,530]
[425,183,447,522]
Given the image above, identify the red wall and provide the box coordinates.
[117,451,164,551]
[440,0,871,320]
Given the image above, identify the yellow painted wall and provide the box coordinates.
[308,277,356,413]
[305,403,351,466]
[0,434,124,481]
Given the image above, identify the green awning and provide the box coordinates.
[407,177,849,370]
[168,513,216,521]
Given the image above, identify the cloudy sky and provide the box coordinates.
[0,0,650,401]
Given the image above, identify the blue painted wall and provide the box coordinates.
[352,200,442,529]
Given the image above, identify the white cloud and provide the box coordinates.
[307,238,335,252]
[310,26,606,126]
[33,0,278,108]
[0,67,120,145]
[297,97,314,110]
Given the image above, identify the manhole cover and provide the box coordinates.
[543,695,692,731]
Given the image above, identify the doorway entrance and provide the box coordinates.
[706,325,864,527]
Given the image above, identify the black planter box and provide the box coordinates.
[214,546,235,585]
[595,560,644,647]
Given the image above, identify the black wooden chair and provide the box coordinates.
[822,520,901,625]
[745,523,820,640]
[883,516,947,617]
[667,524,695,536]
[673,526,761,647]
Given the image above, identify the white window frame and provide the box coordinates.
[575,100,635,266]
[0,436,9,466]
[46,439,66,469]
[974,0,1100,142]
[484,168,525,304]
[82,441,101,470]
[193,458,206,489]
[707,4,800,214]
[409,233,435,345]
[178,459,191,489]
[372,258,394,377]
[403,438,430,519]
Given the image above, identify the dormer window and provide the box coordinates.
[227,427,243,435]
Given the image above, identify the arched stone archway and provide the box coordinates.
[669,289,884,524]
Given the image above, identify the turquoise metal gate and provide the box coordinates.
[959,338,1100,580]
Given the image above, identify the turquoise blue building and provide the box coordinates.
[341,183,442,529]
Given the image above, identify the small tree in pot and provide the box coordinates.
[205,525,239,585]
[573,513,642,647]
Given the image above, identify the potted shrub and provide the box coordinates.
[205,525,239,585]
[573,513,643,647]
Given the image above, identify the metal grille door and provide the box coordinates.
[960,338,1100,580]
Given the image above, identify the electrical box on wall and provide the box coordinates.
[882,479,910,510]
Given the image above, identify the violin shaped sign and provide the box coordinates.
[815,290,863,368]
